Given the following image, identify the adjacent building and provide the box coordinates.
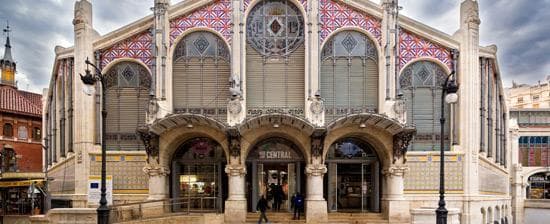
[42,0,510,223]
[507,77,550,109]
[0,26,44,219]
[507,81,550,224]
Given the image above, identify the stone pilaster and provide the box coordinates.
[509,121,523,224]
[152,0,170,119]
[224,164,247,223]
[143,165,170,200]
[72,0,96,205]
[305,164,328,223]
[305,0,321,124]
[383,165,410,223]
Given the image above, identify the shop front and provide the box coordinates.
[170,137,227,212]
[325,138,381,213]
[0,179,44,216]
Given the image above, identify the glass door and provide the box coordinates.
[361,163,369,212]
[287,163,295,211]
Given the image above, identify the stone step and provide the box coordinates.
[245,212,389,224]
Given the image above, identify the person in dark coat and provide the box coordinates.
[292,192,304,220]
[256,195,269,223]
[273,185,283,211]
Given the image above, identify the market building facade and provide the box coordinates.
[43,0,511,223]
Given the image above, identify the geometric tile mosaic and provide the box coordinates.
[100,31,153,70]
[319,0,382,44]
[405,154,463,191]
[170,0,232,45]
[91,156,148,190]
[399,30,453,71]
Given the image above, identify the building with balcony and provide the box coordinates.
[42,0,510,223]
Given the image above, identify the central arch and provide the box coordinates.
[245,137,306,212]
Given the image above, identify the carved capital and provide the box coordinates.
[392,129,415,164]
[225,165,247,177]
[227,127,241,157]
[137,125,160,163]
[310,128,326,158]
[143,165,170,177]
[305,164,327,176]
[382,166,409,177]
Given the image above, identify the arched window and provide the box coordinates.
[172,31,230,122]
[321,31,378,121]
[399,61,450,151]
[246,0,305,116]
[104,62,151,151]
[18,126,27,140]
[3,123,13,137]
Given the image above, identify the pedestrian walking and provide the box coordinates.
[292,192,304,220]
[256,195,270,223]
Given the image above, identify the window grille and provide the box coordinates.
[3,123,13,137]
[320,31,378,121]
[172,32,230,122]
[399,61,450,151]
[104,62,151,151]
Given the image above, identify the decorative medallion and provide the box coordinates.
[341,33,358,54]
[193,34,210,54]
[246,0,304,57]
[228,100,242,114]
[310,101,324,115]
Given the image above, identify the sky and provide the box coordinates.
[0,0,548,93]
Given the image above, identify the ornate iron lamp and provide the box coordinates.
[80,57,109,224]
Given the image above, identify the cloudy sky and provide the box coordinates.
[0,0,548,93]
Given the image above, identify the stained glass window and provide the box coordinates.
[246,0,305,57]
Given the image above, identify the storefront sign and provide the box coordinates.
[258,150,292,159]
[0,179,44,188]
[87,175,113,206]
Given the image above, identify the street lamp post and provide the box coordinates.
[80,57,109,224]
[436,71,459,224]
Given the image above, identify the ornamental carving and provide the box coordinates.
[310,128,326,157]
[227,127,241,157]
[305,164,327,176]
[382,165,409,177]
[225,164,247,177]
[136,125,160,163]
[393,129,415,164]
[143,165,170,177]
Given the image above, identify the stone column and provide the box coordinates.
[382,165,410,223]
[224,164,247,223]
[305,164,328,223]
[509,122,524,224]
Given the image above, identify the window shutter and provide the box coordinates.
[246,45,305,110]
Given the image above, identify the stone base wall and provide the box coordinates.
[30,208,97,224]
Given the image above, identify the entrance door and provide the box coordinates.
[246,137,305,212]
[253,162,300,212]
[326,138,381,213]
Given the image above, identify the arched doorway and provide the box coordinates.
[325,138,381,212]
[246,137,306,212]
[527,172,550,199]
[170,137,227,212]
